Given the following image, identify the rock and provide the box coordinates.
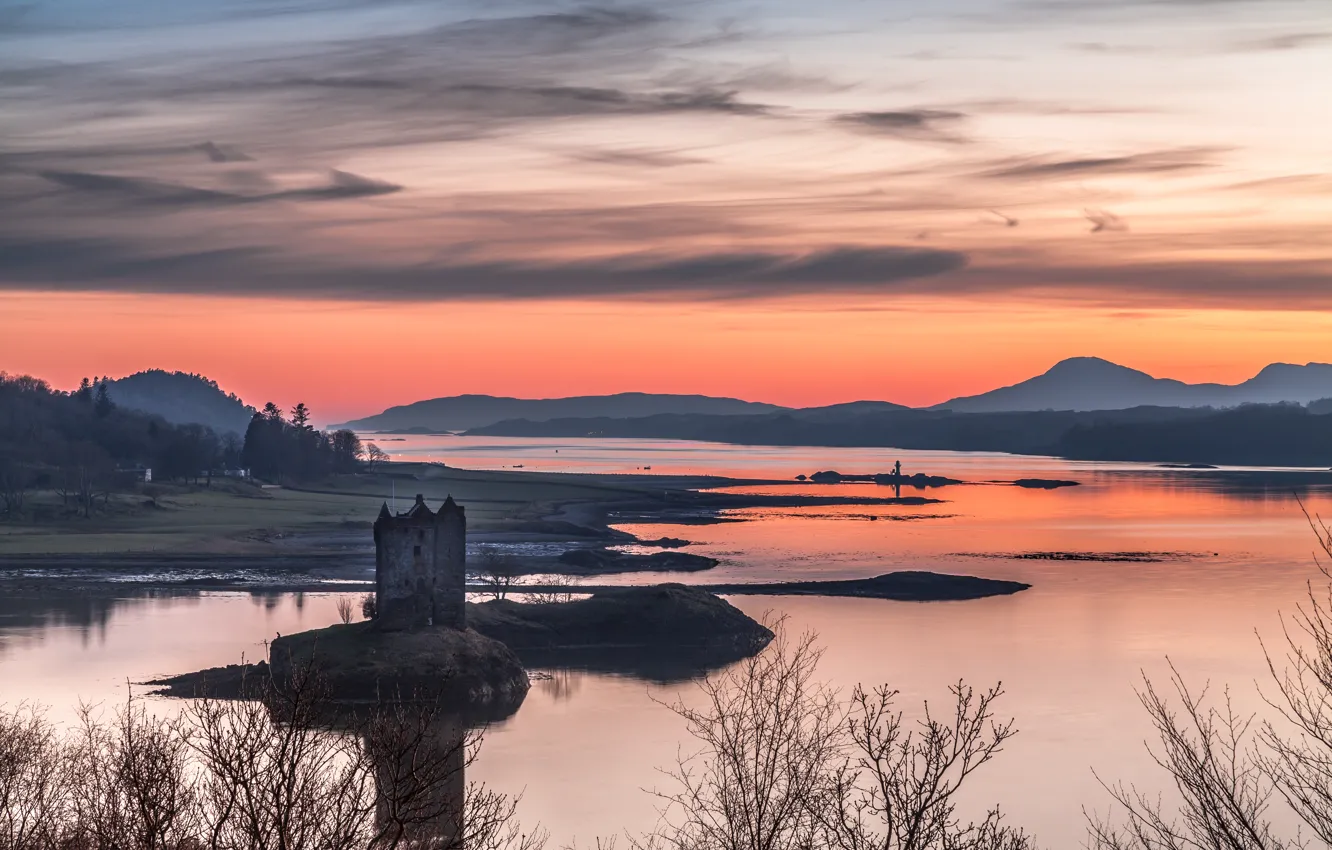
[700,571,1030,601]
[469,585,774,679]
[637,537,690,549]
[810,470,963,487]
[555,548,718,574]
[472,585,771,650]
[872,473,963,487]
[263,622,530,715]
[1011,479,1080,489]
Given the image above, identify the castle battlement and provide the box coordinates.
[373,494,466,631]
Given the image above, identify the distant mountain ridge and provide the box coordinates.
[105,370,256,435]
[333,392,786,433]
[935,357,1332,412]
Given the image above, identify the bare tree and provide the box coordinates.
[818,683,1030,850]
[647,621,1029,850]
[0,655,543,850]
[0,704,67,850]
[649,622,843,850]
[367,444,391,471]
[1089,510,1332,850]
[0,455,32,519]
[336,595,356,625]
[475,546,525,601]
[65,699,203,850]
[527,574,579,605]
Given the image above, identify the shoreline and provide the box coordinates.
[0,462,1035,601]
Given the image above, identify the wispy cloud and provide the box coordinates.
[0,238,968,300]
[1227,31,1332,51]
[980,148,1222,179]
[835,110,969,143]
[35,169,400,206]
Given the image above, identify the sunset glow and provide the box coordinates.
[3,0,1330,416]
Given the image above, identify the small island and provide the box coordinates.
[556,548,719,574]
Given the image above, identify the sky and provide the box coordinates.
[1,0,1330,421]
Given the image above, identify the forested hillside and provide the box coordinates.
[104,370,256,435]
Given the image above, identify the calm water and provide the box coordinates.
[5,438,1332,846]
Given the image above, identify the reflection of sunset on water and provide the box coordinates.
[3,442,1329,847]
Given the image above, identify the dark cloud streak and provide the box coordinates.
[981,148,1221,179]
[0,238,968,300]
[835,110,969,143]
[35,169,400,206]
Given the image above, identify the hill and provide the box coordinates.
[935,357,1332,412]
[105,370,255,435]
[334,392,787,432]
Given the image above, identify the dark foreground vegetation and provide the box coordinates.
[0,661,539,850]
[0,372,386,522]
[471,402,1332,467]
[0,373,241,520]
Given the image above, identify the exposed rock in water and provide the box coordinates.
[701,571,1030,601]
[808,470,963,487]
[556,548,718,574]
[269,623,529,712]
[636,537,690,548]
[1010,479,1080,489]
[468,584,774,680]
[961,550,1201,563]
[151,624,530,720]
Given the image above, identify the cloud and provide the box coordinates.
[198,142,253,163]
[568,148,708,167]
[1084,208,1128,233]
[0,237,968,300]
[835,110,969,143]
[981,148,1221,179]
[35,169,400,206]
[38,171,236,205]
[1228,32,1332,51]
[432,84,771,118]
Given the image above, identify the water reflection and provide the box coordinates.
[0,587,205,653]
[4,444,1332,849]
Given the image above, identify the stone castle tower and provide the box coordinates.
[373,494,466,631]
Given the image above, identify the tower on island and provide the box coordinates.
[373,494,466,631]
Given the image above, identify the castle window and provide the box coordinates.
[413,545,422,556]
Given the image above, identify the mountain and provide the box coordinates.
[104,370,255,435]
[792,400,911,418]
[935,357,1332,413]
[335,392,787,432]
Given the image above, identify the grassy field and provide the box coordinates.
[0,463,692,557]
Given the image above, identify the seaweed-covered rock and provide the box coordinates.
[471,584,772,651]
[556,548,718,574]
[468,584,774,682]
[265,623,529,713]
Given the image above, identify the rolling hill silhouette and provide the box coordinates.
[334,392,785,433]
[105,370,255,435]
[935,357,1332,412]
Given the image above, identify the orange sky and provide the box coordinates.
[5,292,1331,422]
[2,1,1330,421]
